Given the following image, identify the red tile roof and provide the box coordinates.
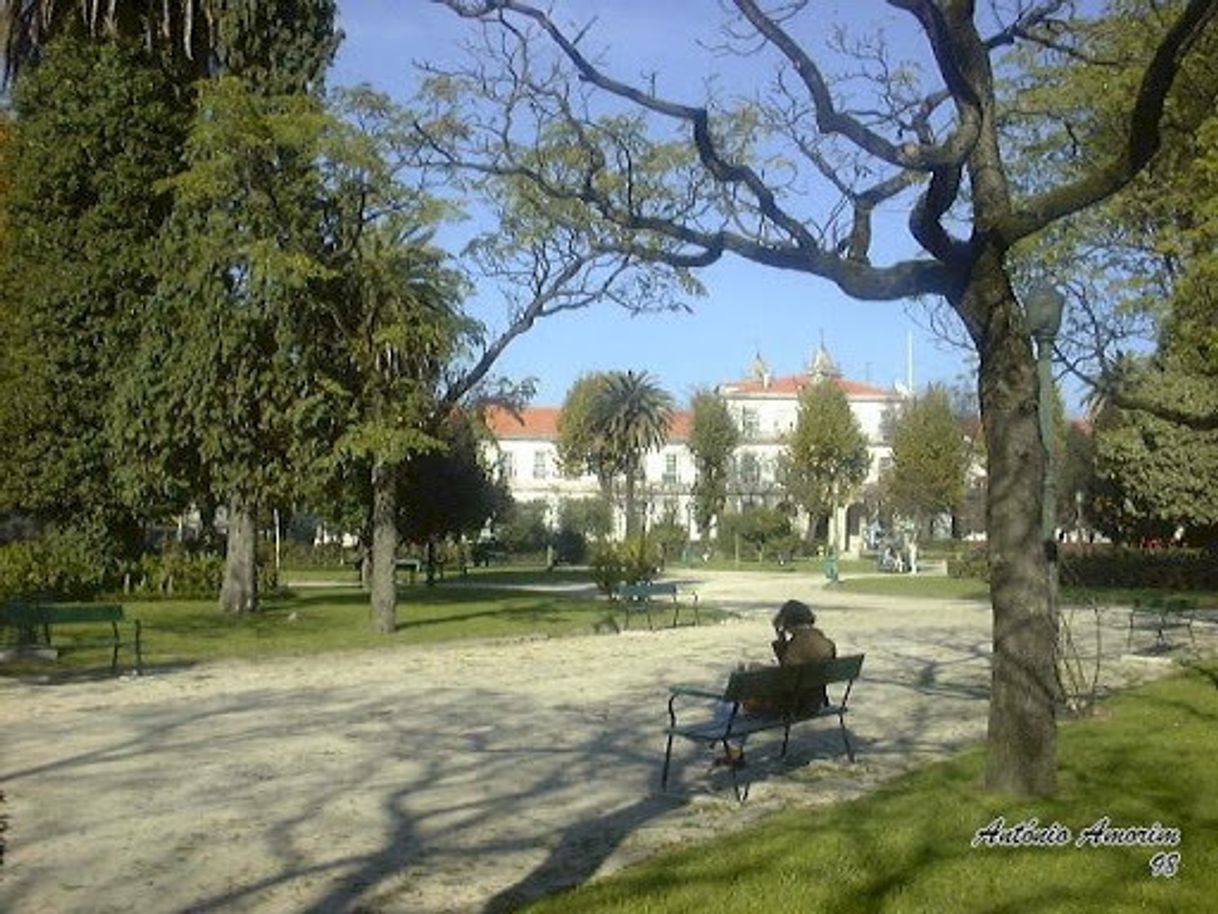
[484,406,693,442]
[720,374,896,398]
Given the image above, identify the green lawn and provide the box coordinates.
[524,660,1218,913]
[838,574,1218,608]
[2,584,728,678]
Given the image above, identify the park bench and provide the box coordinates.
[613,581,699,630]
[1126,597,1196,650]
[395,557,422,584]
[661,654,864,800]
[0,601,142,675]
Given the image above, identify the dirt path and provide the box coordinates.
[0,572,1203,913]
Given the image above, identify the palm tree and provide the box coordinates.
[593,370,675,538]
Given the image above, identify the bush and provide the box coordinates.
[1061,545,1218,590]
[0,528,116,601]
[553,527,587,564]
[276,540,351,570]
[945,544,1218,591]
[590,542,624,594]
[947,544,989,580]
[130,545,225,599]
[589,536,661,593]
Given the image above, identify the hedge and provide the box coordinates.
[948,543,1218,591]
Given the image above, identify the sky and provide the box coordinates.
[329,1,981,408]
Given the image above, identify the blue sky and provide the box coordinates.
[330,1,979,407]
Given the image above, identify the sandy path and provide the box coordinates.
[0,572,1202,913]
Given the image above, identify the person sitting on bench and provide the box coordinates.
[714,599,837,768]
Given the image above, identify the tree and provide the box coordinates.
[1091,373,1218,546]
[780,380,870,550]
[424,0,1218,795]
[131,80,326,612]
[557,370,674,538]
[3,0,339,92]
[0,38,184,558]
[556,372,616,492]
[887,385,970,537]
[398,410,506,580]
[688,389,739,539]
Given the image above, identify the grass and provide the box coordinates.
[839,574,1218,608]
[523,659,1218,913]
[1,583,729,678]
[675,556,877,576]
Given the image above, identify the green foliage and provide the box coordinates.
[558,497,613,541]
[946,544,990,581]
[131,546,225,599]
[779,380,869,523]
[0,528,118,601]
[1091,395,1218,546]
[718,505,796,561]
[0,38,185,533]
[398,412,507,544]
[589,536,660,593]
[688,388,739,535]
[1062,546,1218,591]
[499,499,551,555]
[887,385,970,525]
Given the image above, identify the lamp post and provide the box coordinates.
[1025,282,1066,602]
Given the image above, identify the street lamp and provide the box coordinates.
[1025,282,1066,595]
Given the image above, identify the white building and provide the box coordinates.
[484,346,906,555]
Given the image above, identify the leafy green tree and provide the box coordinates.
[398,411,507,582]
[0,38,184,559]
[558,370,674,538]
[887,386,970,538]
[1091,373,1218,547]
[115,78,335,613]
[556,372,615,490]
[688,389,739,540]
[4,0,339,91]
[779,380,869,550]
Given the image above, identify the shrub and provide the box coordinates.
[1061,545,1218,591]
[947,544,989,580]
[553,527,587,564]
[0,528,116,601]
[589,543,624,594]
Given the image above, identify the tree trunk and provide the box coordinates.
[370,458,398,634]
[969,256,1059,797]
[219,497,258,614]
[624,465,638,539]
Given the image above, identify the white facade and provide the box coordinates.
[484,347,907,553]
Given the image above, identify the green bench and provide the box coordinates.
[614,581,699,630]
[1126,598,1195,650]
[1,602,142,675]
[662,654,864,800]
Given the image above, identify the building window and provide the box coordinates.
[533,451,548,479]
[663,452,678,485]
[740,407,759,439]
[740,452,760,487]
[499,452,515,480]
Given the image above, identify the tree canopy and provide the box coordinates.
[779,379,870,544]
[688,389,739,538]
[886,385,970,532]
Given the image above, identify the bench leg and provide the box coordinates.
[110,621,120,676]
[661,732,676,789]
[839,713,855,763]
[1127,614,1134,649]
[135,619,143,676]
[780,723,791,758]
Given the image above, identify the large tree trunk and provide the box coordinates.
[969,256,1059,796]
[623,466,638,539]
[219,497,258,614]
[370,457,398,634]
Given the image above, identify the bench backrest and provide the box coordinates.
[618,582,677,599]
[723,654,864,703]
[1,602,125,626]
